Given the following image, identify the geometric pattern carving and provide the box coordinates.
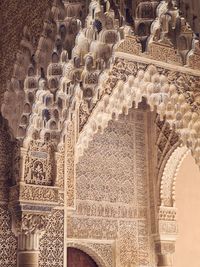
[39,209,64,267]
[0,122,13,183]
[119,220,155,266]
[157,206,178,237]
[70,108,155,266]
[148,42,183,65]
[0,205,17,267]
[67,216,118,240]
[156,116,180,176]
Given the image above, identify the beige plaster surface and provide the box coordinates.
[174,152,200,267]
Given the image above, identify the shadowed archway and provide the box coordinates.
[67,247,98,267]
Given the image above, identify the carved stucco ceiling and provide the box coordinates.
[0,0,52,106]
[1,0,200,108]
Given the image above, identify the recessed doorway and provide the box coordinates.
[67,247,98,267]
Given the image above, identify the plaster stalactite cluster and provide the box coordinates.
[0,0,53,105]
[1,0,200,267]
[76,58,200,171]
[2,0,200,167]
[178,0,200,35]
[2,0,85,140]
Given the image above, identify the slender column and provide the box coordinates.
[155,206,177,267]
[17,233,40,267]
[10,213,49,267]
[19,147,27,183]
[155,241,175,267]
[157,253,173,266]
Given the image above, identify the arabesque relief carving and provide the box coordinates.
[1,0,200,266]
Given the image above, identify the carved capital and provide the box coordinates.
[155,241,176,255]
[10,204,51,236]
[21,213,49,235]
[157,206,178,238]
[9,183,58,237]
[158,206,177,221]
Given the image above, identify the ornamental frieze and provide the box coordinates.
[158,207,177,221]
[147,42,183,65]
[158,220,178,236]
[116,35,142,55]
[102,56,200,109]
[9,184,59,204]
[23,140,56,186]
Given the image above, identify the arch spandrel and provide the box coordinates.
[76,56,200,168]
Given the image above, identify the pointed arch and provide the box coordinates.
[75,59,199,171]
[159,145,189,207]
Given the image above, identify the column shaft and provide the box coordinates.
[18,251,39,267]
[17,233,40,267]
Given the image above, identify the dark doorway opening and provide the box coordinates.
[67,247,98,267]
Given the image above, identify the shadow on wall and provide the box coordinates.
[179,0,200,35]
[174,152,200,267]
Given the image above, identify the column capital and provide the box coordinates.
[9,183,59,236]
[156,206,178,240]
[154,206,177,266]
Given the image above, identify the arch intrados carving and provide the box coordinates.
[75,65,194,166]
[75,77,190,210]
[158,145,189,207]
